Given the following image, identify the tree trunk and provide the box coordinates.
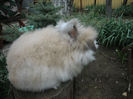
[94,0,96,6]
[106,0,112,17]
[123,0,128,5]
[67,0,74,15]
[52,0,73,16]
[11,80,74,99]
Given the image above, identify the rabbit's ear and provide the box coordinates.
[68,25,78,40]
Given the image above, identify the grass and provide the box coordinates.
[62,11,107,30]
[85,5,106,15]
[113,3,133,17]
[98,17,133,48]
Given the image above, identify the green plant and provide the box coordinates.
[27,1,60,29]
[113,3,133,17]
[85,5,106,15]
[2,25,22,42]
[0,51,9,98]
[62,11,107,31]
[0,0,19,20]
[98,17,133,48]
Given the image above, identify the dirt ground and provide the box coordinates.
[74,46,129,99]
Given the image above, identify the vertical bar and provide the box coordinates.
[123,0,128,5]
[127,48,132,99]
[106,0,112,17]
[80,0,82,12]
[94,0,96,5]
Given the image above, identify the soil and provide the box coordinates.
[74,46,129,99]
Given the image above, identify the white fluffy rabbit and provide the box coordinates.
[7,19,98,91]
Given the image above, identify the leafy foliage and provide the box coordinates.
[85,5,106,15]
[2,25,22,42]
[98,18,133,48]
[0,0,19,20]
[0,51,9,98]
[113,3,133,17]
[27,1,60,29]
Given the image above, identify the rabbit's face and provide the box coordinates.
[67,26,98,51]
[56,19,98,51]
[77,26,98,51]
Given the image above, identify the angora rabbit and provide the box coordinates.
[7,19,98,91]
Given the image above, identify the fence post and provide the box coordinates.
[94,0,96,6]
[80,0,82,12]
[106,0,112,17]
[123,0,128,5]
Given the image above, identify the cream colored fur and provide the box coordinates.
[7,19,98,91]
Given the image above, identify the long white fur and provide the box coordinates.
[7,19,98,91]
